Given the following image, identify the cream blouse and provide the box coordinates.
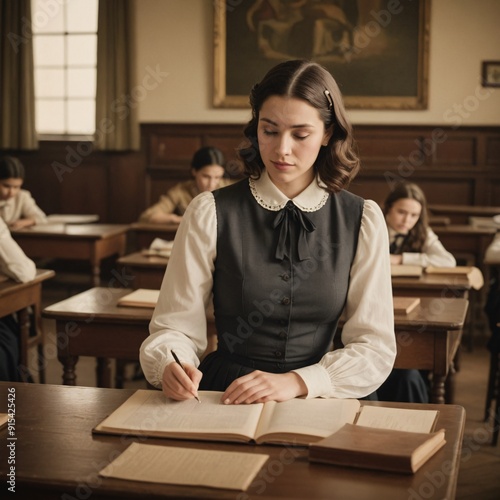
[0,189,47,226]
[140,172,396,399]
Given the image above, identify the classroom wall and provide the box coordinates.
[134,0,500,125]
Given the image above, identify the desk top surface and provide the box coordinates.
[130,222,180,232]
[0,269,55,297]
[432,224,497,236]
[429,204,500,216]
[0,382,465,500]
[392,272,472,290]
[117,251,169,267]
[12,223,130,239]
[42,287,469,331]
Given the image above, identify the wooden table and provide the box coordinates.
[129,222,179,250]
[0,382,466,500]
[429,203,500,225]
[0,269,55,382]
[12,224,129,287]
[392,273,472,299]
[43,288,468,403]
[117,252,168,289]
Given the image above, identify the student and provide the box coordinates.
[0,217,37,381]
[0,156,47,229]
[384,181,456,268]
[138,146,232,224]
[377,181,456,403]
[140,59,396,404]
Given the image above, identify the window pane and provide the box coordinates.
[67,0,98,32]
[33,35,65,66]
[67,35,97,66]
[67,100,95,134]
[67,68,96,97]
[35,69,65,97]
[31,0,64,33]
[36,100,65,134]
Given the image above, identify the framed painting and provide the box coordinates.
[214,0,430,109]
[481,61,500,88]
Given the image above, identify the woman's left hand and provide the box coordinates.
[221,370,308,404]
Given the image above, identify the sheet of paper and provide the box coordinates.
[99,442,269,491]
[356,406,438,433]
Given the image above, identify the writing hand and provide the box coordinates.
[221,370,307,405]
[161,361,202,401]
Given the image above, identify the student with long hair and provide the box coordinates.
[140,60,396,404]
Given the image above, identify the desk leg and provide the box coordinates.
[91,263,101,287]
[431,374,446,404]
[97,357,112,388]
[58,354,79,385]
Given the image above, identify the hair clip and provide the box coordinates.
[324,89,334,110]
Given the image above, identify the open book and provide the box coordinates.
[309,406,444,474]
[393,296,420,315]
[94,390,361,446]
[391,264,423,277]
[425,266,484,289]
[117,289,160,308]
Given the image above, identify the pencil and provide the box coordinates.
[171,350,201,403]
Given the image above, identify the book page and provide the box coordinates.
[99,442,269,491]
[356,406,438,433]
[95,390,264,440]
[391,264,423,277]
[255,398,360,443]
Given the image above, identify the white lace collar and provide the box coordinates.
[249,170,329,213]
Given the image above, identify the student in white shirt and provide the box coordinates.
[0,156,47,229]
[140,60,396,404]
[0,217,37,381]
[377,181,456,403]
[384,181,456,268]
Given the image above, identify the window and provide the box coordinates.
[31,0,98,135]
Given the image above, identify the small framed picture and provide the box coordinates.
[481,61,500,87]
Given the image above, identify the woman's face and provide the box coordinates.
[257,95,331,198]
[192,164,226,193]
[0,178,23,201]
[385,198,422,234]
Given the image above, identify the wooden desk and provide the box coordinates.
[43,288,468,403]
[429,203,500,225]
[0,269,55,382]
[432,225,496,269]
[117,252,168,289]
[129,222,179,250]
[392,273,471,299]
[0,382,465,500]
[12,224,129,287]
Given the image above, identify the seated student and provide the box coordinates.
[0,217,37,381]
[384,181,456,268]
[0,156,47,229]
[139,146,232,224]
[377,181,456,403]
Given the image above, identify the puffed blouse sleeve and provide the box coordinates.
[139,192,217,388]
[293,200,397,399]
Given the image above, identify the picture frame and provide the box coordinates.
[481,61,500,88]
[213,0,430,110]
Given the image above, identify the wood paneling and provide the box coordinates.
[1,124,498,224]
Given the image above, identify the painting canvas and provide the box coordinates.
[214,0,430,109]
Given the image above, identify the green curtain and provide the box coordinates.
[0,0,38,150]
[95,0,139,151]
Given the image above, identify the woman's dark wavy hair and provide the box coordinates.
[0,156,25,180]
[237,59,360,193]
[383,181,428,252]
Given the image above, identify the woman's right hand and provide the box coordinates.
[161,361,202,401]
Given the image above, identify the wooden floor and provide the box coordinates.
[33,283,500,499]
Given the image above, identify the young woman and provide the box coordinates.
[0,156,47,229]
[0,216,37,381]
[140,60,396,404]
[384,181,456,268]
[139,146,231,224]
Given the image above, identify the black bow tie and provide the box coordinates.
[390,233,406,254]
[273,201,316,261]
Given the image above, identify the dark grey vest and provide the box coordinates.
[211,179,363,373]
